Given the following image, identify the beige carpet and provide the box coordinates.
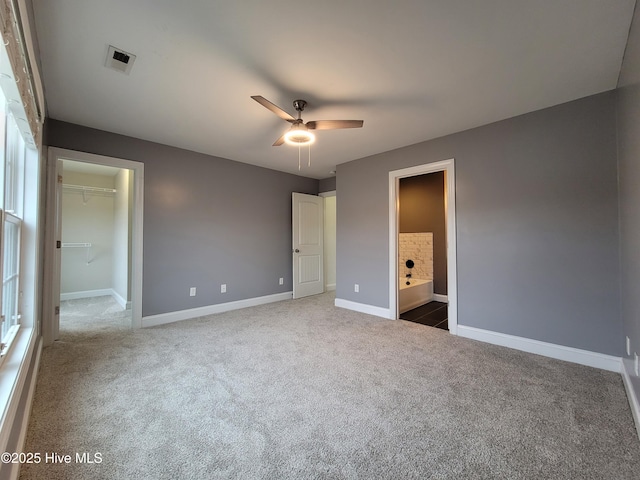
[20,293,640,479]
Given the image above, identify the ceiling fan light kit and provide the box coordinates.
[284,125,315,146]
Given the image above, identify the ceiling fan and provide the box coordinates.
[251,95,364,147]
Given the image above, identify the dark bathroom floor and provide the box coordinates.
[400,301,448,330]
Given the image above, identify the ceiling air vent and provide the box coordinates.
[105,45,136,75]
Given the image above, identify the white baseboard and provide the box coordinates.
[111,290,131,310]
[61,289,130,310]
[457,325,622,372]
[60,288,112,301]
[622,358,640,441]
[433,294,448,303]
[334,298,393,319]
[325,283,336,292]
[142,292,293,328]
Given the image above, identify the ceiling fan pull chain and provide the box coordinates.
[308,144,311,167]
[298,144,301,170]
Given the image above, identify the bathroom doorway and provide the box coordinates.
[388,159,458,333]
[398,171,448,329]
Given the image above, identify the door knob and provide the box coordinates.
[294,249,300,253]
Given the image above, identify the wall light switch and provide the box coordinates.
[221,284,227,293]
[189,287,196,297]
[354,284,359,293]
[636,353,639,376]
[627,336,631,356]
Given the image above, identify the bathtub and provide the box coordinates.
[399,278,434,314]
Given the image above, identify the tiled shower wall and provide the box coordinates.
[399,232,433,281]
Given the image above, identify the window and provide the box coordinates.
[1,213,20,347]
[0,103,29,357]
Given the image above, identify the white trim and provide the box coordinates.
[11,337,42,479]
[142,292,293,328]
[17,0,46,121]
[433,294,448,303]
[457,325,622,372]
[334,298,393,319]
[60,289,113,301]
[111,289,130,310]
[59,289,130,310]
[0,328,37,457]
[389,159,458,334]
[325,283,336,291]
[45,148,144,339]
[622,358,640,440]
[319,190,336,198]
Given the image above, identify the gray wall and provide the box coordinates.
[319,176,336,193]
[46,120,318,316]
[337,92,620,356]
[617,4,640,401]
[399,172,447,294]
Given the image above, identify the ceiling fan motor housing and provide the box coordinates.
[293,99,307,112]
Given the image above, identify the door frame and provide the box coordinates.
[388,159,458,333]
[42,147,144,345]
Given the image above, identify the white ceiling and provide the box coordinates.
[32,0,636,179]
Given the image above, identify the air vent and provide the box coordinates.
[105,45,136,75]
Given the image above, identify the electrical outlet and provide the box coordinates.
[279,277,284,285]
[627,336,631,356]
[221,284,227,293]
[354,284,359,293]
[189,287,196,297]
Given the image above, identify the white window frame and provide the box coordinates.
[1,210,21,356]
[0,108,26,361]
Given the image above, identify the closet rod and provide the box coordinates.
[62,183,116,194]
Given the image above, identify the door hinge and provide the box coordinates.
[56,240,61,249]
[55,306,60,315]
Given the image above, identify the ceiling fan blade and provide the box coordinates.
[272,134,285,146]
[306,120,364,130]
[251,96,296,122]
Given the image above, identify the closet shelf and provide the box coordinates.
[61,242,93,264]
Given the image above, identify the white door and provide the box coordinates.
[292,193,324,299]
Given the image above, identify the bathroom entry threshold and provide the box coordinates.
[400,301,448,330]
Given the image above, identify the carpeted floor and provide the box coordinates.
[58,296,131,333]
[20,293,640,479]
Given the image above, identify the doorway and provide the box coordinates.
[59,160,133,332]
[398,172,448,329]
[388,159,458,333]
[43,148,144,345]
[320,190,336,292]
